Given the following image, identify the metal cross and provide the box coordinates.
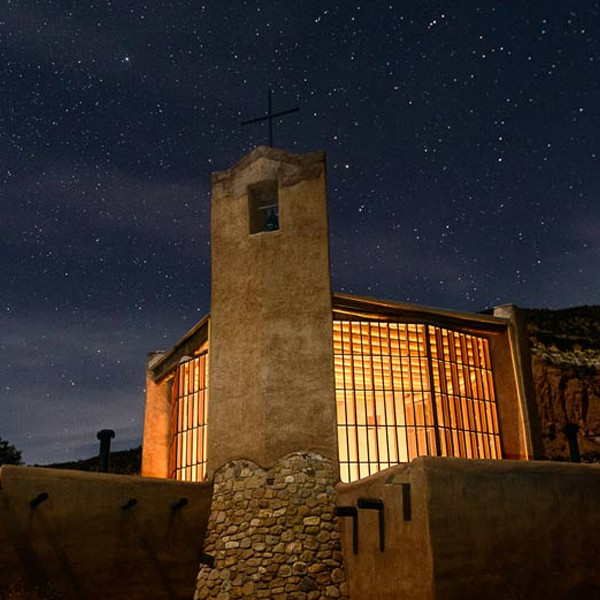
[241,90,299,147]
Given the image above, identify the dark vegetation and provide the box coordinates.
[0,436,23,466]
[523,305,600,351]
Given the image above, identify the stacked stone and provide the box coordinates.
[195,452,349,600]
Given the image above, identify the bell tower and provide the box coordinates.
[206,146,337,475]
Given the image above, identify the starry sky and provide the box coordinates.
[1,1,599,465]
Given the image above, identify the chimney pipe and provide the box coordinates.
[97,429,116,473]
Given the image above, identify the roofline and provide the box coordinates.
[148,314,210,381]
[147,293,510,381]
[211,146,326,185]
[332,292,509,331]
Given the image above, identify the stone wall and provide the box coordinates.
[195,453,348,600]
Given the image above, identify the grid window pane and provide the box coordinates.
[334,321,502,483]
[170,353,209,481]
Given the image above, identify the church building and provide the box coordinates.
[141,145,541,486]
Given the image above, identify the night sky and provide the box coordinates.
[2,1,599,464]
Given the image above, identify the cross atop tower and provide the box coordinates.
[240,90,299,147]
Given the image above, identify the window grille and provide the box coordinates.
[333,321,501,483]
[170,352,209,481]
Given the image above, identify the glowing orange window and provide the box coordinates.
[170,353,209,481]
[334,321,501,483]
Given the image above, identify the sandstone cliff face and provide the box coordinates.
[524,306,600,462]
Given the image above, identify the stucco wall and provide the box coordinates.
[427,458,600,599]
[335,463,435,600]
[141,357,171,478]
[0,465,212,600]
[336,457,600,600]
[208,147,337,474]
[492,304,544,460]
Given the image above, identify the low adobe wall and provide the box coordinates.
[335,463,434,600]
[336,457,600,600]
[0,465,212,600]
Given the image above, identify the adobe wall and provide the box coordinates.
[492,304,544,460]
[0,465,212,600]
[208,147,337,475]
[335,463,435,600]
[488,328,529,458]
[141,354,171,478]
[336,457,600,600]
[426,458,600,599]
[195,453,348,600]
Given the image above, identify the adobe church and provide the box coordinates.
[137,147,600,600]
[142,146,541,486]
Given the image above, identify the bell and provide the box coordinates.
[265,208,279,231]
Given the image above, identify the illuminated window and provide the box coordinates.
[334,321,501,483]
[170,352,209,481]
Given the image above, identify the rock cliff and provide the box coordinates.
[524,306,600,462]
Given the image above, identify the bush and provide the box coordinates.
[0,436,23,466]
